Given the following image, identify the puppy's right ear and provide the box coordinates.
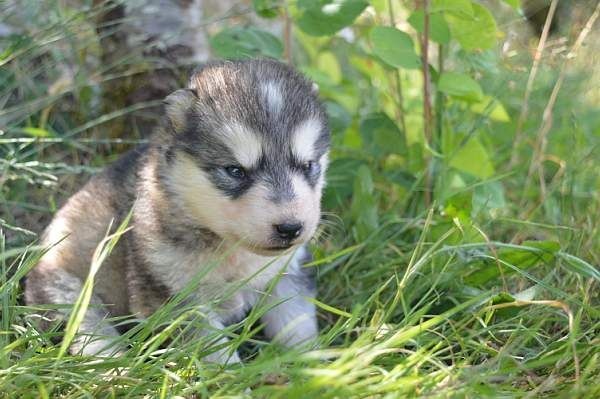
[164,89,197,133]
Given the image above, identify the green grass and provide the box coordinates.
[1,1,600,397]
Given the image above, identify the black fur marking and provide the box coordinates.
[171,59,331,201]
[259,153,295,203]
[165,146,176,165]
[207,167,255,199]
[158,210,220,250]
[312,130,331,159]
[126,232,172,302]
[290,154,322,188]
[303,162,322,188]
[105,144,149,187]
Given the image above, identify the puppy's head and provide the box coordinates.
[162,60,330,254]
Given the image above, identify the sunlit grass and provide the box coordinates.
[1,0,599,397]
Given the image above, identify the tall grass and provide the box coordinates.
[1,0,599,397]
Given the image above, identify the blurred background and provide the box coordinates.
[1,0,599,396]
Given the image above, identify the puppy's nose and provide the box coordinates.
[274,222,303,240]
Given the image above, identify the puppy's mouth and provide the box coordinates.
[265,244,294,251]
[247,242,298,256]
[233,226,317,256]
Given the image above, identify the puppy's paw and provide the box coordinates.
[272,314,318,349]
[203,347,241,365]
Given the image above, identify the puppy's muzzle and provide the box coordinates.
[273,222,303,241]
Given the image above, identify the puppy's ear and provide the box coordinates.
[188,63,210,90]
[164,89,197,133]
[188,61,226,91]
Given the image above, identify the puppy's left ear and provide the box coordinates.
[164,89,197,133]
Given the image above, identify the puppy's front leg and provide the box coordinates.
[260,254,318,347]
[200,312,242,364]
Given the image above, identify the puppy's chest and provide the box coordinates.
[145,241,288,297]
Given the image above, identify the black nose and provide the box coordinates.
[274,222,303,240]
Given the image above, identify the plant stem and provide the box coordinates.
[434,43,444,152]
[388,0,407,134]
[509,0,558,167]
[420,0,433,207]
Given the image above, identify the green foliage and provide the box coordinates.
[350,165,378,240]
[444,3,498,51]
[294,0,368,36]
[359,112,406,156]
[464,241,561,285]
[472,180,506,217]
[438,71,484,102]
[408,10,451,44]
[502,0,520,10]
[253,0,281,18]
[448,137,495,178]
[210,26,284,59]
[370,26,421,69]
[431,0,473,15]
[470,95,511,122]
[1,0,599,396]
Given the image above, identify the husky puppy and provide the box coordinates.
[25,59,330,363]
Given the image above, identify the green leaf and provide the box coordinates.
[210,26,283,59]
[301,66,337,88]
[306,297,353,318]
[383,294,491,348]
[503,0,520,10]
[370,26,421,70]
[558,252,600,282]
[323,158,367,208]
[438,72,483,102]
[325,101,352,136]
[355,164,374,194]
[370,0,387,13]
[472,181,506,217]
[471,95,511,122]
[21,127,52,137]
[351,165,379,240]
[490,292,521,319]
[408,10,451,44]
[303,244,361,267]
[445,3,497,51]
[492,292,516,305]
[449,137,494,179]
[253,0,281,18]
[295,0,368,36]
[408,142,425,174]
[507,240,561,264]
[359,112,407,156]
[316,51,342,84]
[465,241,561,285]
[431,0,473,15]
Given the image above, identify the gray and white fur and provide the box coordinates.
[24,59,330,362]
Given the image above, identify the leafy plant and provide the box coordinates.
[1,0,599,396]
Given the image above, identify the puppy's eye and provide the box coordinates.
[302,160,316,173]
[225,165,247,179]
